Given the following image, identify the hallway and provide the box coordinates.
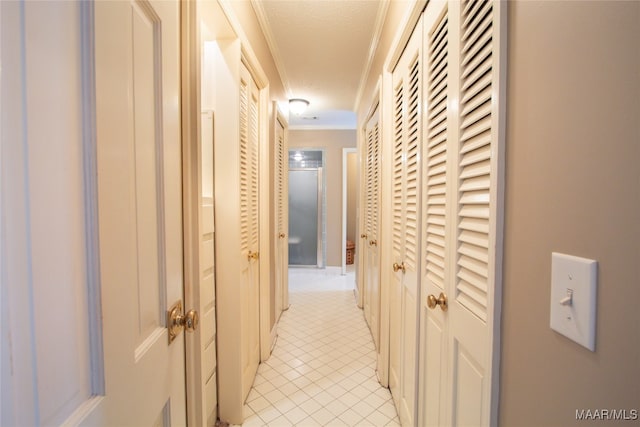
[239,268,399,427]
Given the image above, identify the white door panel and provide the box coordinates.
[388,270,402,405]
[93,0,186,424]
[1,2,98,424]
[367,250,380,347]
[420,306,446,426]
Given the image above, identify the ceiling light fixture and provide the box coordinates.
[289,98,310,116]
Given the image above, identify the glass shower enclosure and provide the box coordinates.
[288,150,324,267]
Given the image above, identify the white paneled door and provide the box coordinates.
[1,0,188,424]
[94,0,187,424]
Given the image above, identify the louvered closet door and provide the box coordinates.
[418,0,505,425]
[389,16,423,427]
[388,67,404,407]
[363,118,373,325]
[448,0,504,423]
[239,63,260,401]
[363,106,381,349]
[419,2,450,425]
[274,110,289,317]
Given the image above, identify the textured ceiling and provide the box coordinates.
[252,0,386,129]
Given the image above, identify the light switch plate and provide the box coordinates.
[550,253,597,351]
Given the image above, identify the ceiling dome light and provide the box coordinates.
[289,98,310,115]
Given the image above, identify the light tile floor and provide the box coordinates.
[239,267,400,427]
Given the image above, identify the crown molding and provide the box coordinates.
[354,0,390,113]
[250,0,292,98]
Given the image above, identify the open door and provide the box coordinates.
[92,0,189,423]
[1,1,188,425]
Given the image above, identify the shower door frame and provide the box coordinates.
[288,167,323,268]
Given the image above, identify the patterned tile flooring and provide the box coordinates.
[239,267,400,426]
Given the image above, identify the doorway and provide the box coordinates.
[288,150,325,267]
[341,148,358,275]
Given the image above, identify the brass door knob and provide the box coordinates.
[248,251,260,260]
[427,292,448,312]
[279,233,286,239]
[361,234,367,239]
[392,262,405,273]
[369,240,377,247]
[167,301,199,344]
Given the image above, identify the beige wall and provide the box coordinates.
[289,129,357,267]
[500,1,640,425]
[227,1,287,104]
[357,1,414,119]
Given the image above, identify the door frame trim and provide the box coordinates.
[341,148,357,276]
[180,0,205,424]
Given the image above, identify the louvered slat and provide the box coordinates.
[392,82,404,257]
[367,124,375,237]
[405,55,420,271]
[239,79,250,252]
[462,0,491,41]
[277,130,284,233]
[457,0,494,322]
[372,121,380,238]
[425,10,448,290]
[249,93,259,248]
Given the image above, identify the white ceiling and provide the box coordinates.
[251,0,387,129]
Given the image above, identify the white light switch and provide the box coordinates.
[550,253,597,351]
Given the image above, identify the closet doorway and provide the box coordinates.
[288,150,325,267]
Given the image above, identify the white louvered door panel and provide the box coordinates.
[447,1,504,424]
[239,78,250,256]
[363,119,374,325]
[411,0,504,425]
[390,16,423,427]
[418,2,450,425]
[389,69,405,409]
[363,106,381,350]
[239,63,260,401]
[400,47,422,427]
[456,0,493,323]
[370,117,381,349]
[274,107,289,319]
